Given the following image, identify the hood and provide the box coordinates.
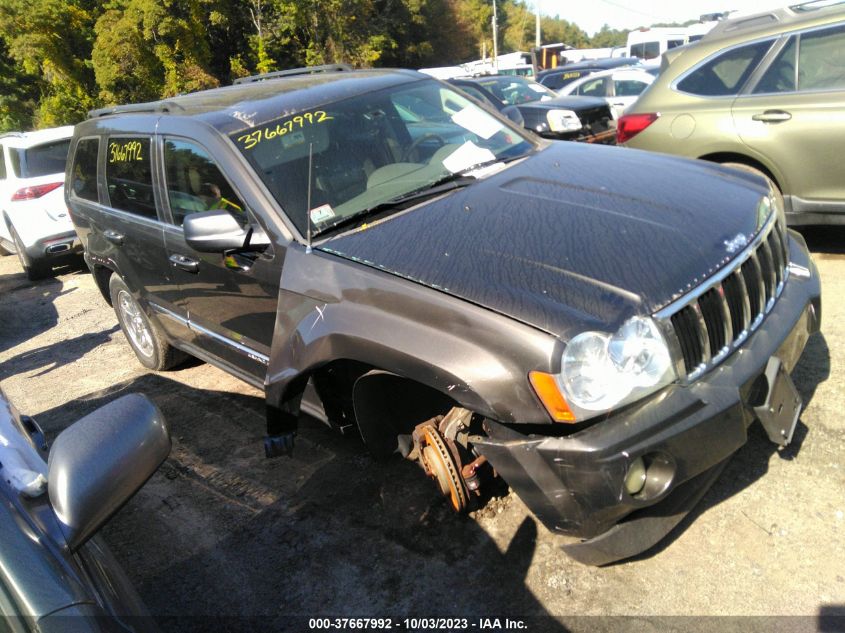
[320,143,767,340]
[521,95,608,112]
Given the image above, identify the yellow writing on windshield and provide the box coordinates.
[236,111,334,150]
[109,140,144,163]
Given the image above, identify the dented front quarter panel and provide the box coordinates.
[266,245,561,425]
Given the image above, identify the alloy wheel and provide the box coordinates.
[117,290,155,358]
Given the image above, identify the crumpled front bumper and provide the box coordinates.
[472,231,821,565]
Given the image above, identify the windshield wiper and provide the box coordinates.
[312,174,476,238]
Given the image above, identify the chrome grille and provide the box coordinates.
[657,214,789,380]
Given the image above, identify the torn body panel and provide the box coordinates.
[265,244,562,429]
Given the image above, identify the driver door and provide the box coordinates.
[159,137,280,385]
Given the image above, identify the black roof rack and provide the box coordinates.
[87,100,185,119]
[0,132,23,140]
[233,64,353,85]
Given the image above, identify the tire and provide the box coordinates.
[10,227,49,281]
[109,274,186,371]
[720,162,780,194]
[0,216,14,255]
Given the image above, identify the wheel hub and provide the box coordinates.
[420,426,468,512]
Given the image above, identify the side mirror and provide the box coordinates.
[184,210,249,253]
[47,394,170,552]
[501,105,524,126]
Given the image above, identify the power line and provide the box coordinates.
[592,0,663,20]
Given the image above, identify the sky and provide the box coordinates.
[538,0,791,35]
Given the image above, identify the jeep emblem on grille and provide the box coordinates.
[724,233,749,254]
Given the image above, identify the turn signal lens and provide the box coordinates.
[529,371,576,423]
[616,112,659,144]
[12,182,63,201]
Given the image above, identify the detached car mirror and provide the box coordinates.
[184,209,249,253]
[47,394,170,552]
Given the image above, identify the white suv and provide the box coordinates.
[0,126,80,279]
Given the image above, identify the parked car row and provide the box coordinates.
[449,75,616,143]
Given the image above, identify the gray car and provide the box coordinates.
[0,387,169,631]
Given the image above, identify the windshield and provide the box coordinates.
[230,79,535,236]
[472,76,559,105]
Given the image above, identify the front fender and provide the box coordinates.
[266,246,560,425]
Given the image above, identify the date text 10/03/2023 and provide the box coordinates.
[308,618,528,630]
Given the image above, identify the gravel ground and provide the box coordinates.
[0,228,843,632]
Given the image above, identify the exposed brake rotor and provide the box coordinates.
[420,426,468,512]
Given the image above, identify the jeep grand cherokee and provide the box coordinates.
[66,66,821,565]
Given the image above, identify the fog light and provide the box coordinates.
[624,457,647,495]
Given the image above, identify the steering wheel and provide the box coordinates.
[400,134,446,162]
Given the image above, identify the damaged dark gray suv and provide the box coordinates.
[66,66,821,565]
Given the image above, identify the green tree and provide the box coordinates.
[0,0,100,126]
[589,24,627,48]
[92,7,162,105]
[453,0,493,59]
[0,38,41,131]
[92,0,219,106]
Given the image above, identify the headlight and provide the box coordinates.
[530,317,677,422]
[767,187,786,229]
[547,109,582,133]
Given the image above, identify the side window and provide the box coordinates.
[70,138,99,202]
[643,42,660,60]
[667,39,684,49]
[0,146,5,180]
[615,79,648,97]
[678,39,774,96]
[797,24,845,91]
[542,74,564,90]
[106,137,157,219]
[163,139,246,227]
[578,78,605,97]
[754,37,797,94]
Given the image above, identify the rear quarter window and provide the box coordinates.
[70,138,100,202]
[677,39,774,96]
[106,137,157,219]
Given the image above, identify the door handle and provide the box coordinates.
[103,230,125,246]
[169,254,199,273]
[751,110,792,123]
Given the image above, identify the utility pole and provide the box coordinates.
[535,1,541,48]
[492,0,498,72]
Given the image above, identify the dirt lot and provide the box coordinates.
[1,228,844,632]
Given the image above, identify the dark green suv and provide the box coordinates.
[619,0,845,225]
